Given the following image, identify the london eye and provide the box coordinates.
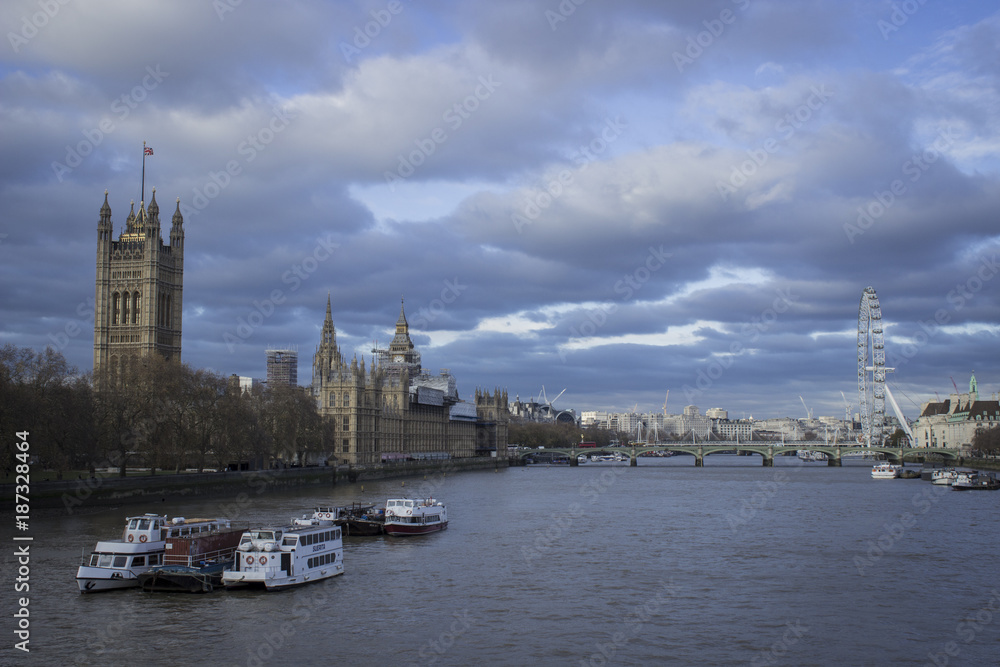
[857,286,886,447]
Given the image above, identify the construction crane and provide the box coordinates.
[662,391,669,416]
[799,396,813,420]
[951,377,959,394]
[840,391,852,423]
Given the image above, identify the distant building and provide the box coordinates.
[915,373,1000,449]
[266,348,298,387]
[311,296,509,465]
[93,189,184,377]
[230,375,262,393]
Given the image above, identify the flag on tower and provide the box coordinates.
[144,147,154,155]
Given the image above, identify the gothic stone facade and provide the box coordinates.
[312,297,509,465]
[94,189,184,376]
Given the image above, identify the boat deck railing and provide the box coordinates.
[164,545,240,567]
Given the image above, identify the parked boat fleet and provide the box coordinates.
[871,462,999,489]
[76,497,447,594]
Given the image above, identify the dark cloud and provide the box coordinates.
[2,1,999,419]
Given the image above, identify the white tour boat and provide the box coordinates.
[77,514,232,593]
[221,520,344,590]
[871,463,902,479]
[931,469,959,486]
[383,498,448,536]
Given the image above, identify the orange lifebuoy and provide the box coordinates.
[246,555,255,565]
[128,534,134,542]
[139,535,147,543]
[259,556,267,565]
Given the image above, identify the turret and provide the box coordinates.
[98,189,112,243]
[146,188,161,241]
[170,197,184,252]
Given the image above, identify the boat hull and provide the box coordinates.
[76,566,144,593]
[138,563,230,593]
[222,564,344,590]
[384,520,448,536]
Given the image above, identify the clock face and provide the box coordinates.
[394,354,404,362]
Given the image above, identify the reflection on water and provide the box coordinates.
[13,457,1000,666]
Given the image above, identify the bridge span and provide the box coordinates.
[513,442,964,467]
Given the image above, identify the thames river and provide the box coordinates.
[7,457,1000,666]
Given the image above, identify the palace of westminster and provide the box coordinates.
[92,190,509,465]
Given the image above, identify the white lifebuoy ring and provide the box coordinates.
[128,534,134,542]
[259,556,267,565]
[139,535,147,543]
[246,555,255,565]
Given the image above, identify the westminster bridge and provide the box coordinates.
[512,442,966,467]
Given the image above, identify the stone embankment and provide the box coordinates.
[1,457,507,513]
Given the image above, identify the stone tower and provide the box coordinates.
[94,188,184,377]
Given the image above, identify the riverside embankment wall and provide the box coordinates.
[2,457,507,513]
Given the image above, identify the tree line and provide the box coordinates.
[0,344,334,478]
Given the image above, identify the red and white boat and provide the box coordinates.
[383,498,448,536]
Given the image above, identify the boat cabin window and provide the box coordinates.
[132,556,145,567]
[250,531,276,541]
[128,518,140,529]
[282,536,298,547]
[113,556,128,568]
[149,554,160,566]
[138,518,151,530]
[98,554,113,567]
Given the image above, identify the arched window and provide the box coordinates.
[132,292,140,324]
[329,392,336,407]
[112,293,120,325]
[343,393,350,407]
[166,294,171,327]
[121,292,129,325]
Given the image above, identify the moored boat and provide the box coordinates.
[138,522,246,593]
[871,463,901,479]
[77,514,232,593]
[952,472,1000,491]
[931,469,958,486]
[383,498,448,536]
[221,520,344,590]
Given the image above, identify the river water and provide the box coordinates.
[6,456,1000,666]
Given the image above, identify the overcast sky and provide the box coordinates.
[2,0,998,420]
